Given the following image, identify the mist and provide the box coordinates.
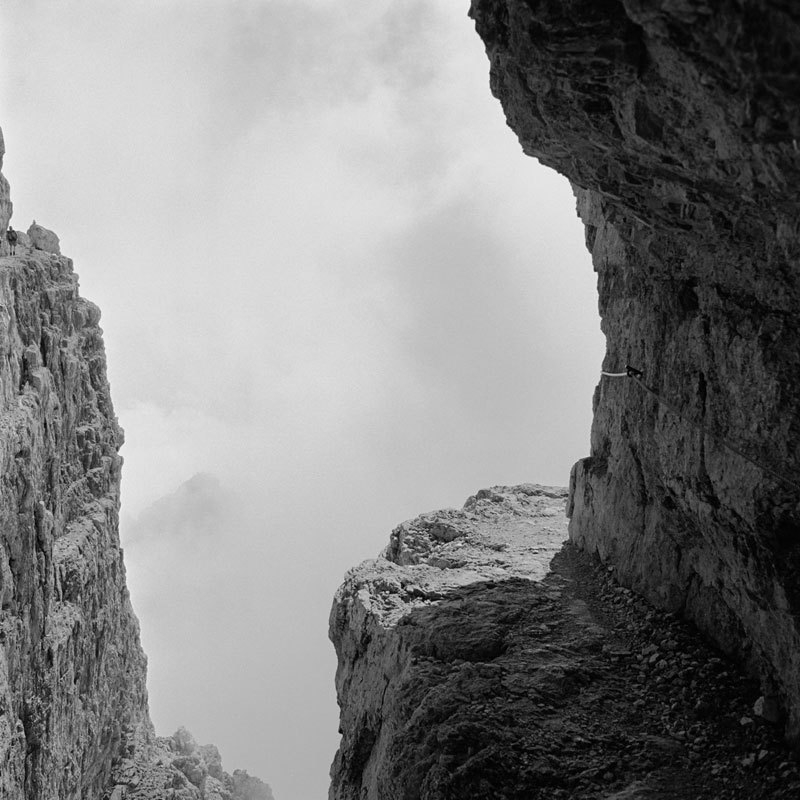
[0,2,604,797]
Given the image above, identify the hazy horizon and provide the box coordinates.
[1,2,604,798]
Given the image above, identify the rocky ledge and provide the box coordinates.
[471,0,800,740]
[329,486,800,798]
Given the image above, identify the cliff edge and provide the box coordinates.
[471,0,800,737]
[0,129,272,800]
[329,487,800,798]
[329,1,800,796]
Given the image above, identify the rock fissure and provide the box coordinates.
[616,371,800,493]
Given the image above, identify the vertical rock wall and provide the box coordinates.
[0,247,150,798]
[471,0,800,736]
[0,128,13,235]
[329,486,570,800]
[0,129,274,800]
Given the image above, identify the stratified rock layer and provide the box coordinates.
[471,0,800,737]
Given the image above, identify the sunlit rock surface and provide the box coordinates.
[328,485,568,799]
[329,485,800,798]
[0,129,12,233]
[27,222,61,255]
[0,127,273,799]
[471,0,800,738]
[0,243,142,799]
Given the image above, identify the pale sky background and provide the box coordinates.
[1,2,604,798]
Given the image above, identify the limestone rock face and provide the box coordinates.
[328,485,568,799]
[107,727,275,800]
[471,1,800,736]
[0,129,12,235]
[0,247,146,799]
[27,221,61,255]
[0,128,273,798]
[11,231,31,251]
[329,486,800,798]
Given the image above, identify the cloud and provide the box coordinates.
[2,2,605,798]
[124,472,233,543]
[122,471,340,800]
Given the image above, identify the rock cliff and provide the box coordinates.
[329,1,800,795]
[329,485,569,799]
[470,0,800,738]
[329,487,800,798]
[0,129,272,800]
[0,129,12,234]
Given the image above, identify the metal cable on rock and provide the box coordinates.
[600,366,800,492]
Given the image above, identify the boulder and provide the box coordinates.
[13,231,30,250]
[27,220,61,254]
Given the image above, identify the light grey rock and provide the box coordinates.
[0,248,144,799]
[0,235,273,797]
[0,127,12,234]
[27,220,61,254]
[231,770,275,800]
[329,485,569,799]
[109,728,275,800]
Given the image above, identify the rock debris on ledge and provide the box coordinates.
[329,486,800,799]
[470,0,800,743]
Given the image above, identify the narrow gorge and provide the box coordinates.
[1,1,799,798]
[329,2,800,798]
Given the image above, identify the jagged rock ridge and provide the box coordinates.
[470,0,800,738]
[0,128,272,799]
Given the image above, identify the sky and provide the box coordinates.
[0,2,604,798]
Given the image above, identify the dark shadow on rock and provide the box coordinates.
[333,542,800,799]
[361,551,623,800]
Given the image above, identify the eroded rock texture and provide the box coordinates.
[0,243,143,799]
[0,129,272,799]
[27,222,61,256]
[329,485,569,799]
[330,485,800,798]
[0,129,12,234]
[107,727,274,800]
[470,0,800,736]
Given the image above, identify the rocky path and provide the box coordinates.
[527,545,800,799]
[330,486,800,799]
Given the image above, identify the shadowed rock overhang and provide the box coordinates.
[470,0,800,738]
